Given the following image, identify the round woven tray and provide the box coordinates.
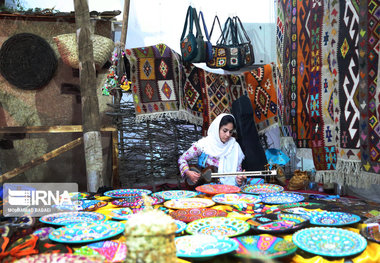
[0,33,57,90]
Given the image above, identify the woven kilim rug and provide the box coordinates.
[276,1,285,127]
[244,64,279,133]
[126,44,181,122]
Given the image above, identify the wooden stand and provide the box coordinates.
[0,125,119,187]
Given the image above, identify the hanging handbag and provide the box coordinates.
[234,16,255,66]
[220,17,244,71]
[180,6,198,62]
[206,15,228,69]
[198,11,213,62]
[191,8,206,63]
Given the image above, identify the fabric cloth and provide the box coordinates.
[178,113,245,186]
[231,94,267,171]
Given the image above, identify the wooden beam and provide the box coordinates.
[120,0,131,46]
[111,130,120,188]
[0,125,117,134]
[74,0,104,192]
[0,137,83,183]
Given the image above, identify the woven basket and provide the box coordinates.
[0,33,58,90]
[53,33,114,69]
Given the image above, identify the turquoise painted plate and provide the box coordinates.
[186,217,250,237]
[152,190,197,200]
[49,221,125,244]
[175,220,187,234]
[260,192,304,204]
[233,235,297,259]
[175,235,238,259]
[241,184,284,195]
[308,211,361,226]
[104,189,152,198]
[292,227,367,257]
[212,193,261,205]
[39,211,106,226]
[109,208,133,220]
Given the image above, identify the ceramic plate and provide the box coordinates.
[152,190,197,200]
[186,217,250,237]
[13,253,102,263]
[39,212,106,226]
[175,235,238,259]
[241,184,284,195]
[164,198,215,209]
[292,227,367,257]
[104,189,152,198]
[53,200,108,211]
[195,184,241,195]
[260,193,305,204]
[360,223,380,243]
[49,221,125,244]
[212,193,261,205]
[108,208,133,220]
[69,192,90,200]
[308,211,361,226]
[170,208,228,223]
[111,196,164,207]
[175,220,187,234]
[247,213,309,234]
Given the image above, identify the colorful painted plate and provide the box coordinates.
[104,189,152,198]
[108,208,133,220]
[164,198,215,210]
[247,213,309,234]
[212,193,261,205]
[233,235,297,259]
[260,193,305,204]
[175,220,187,234]
[53,200,108,212]
[111,196,164,207]
[308,211,361,226]
[241,184,284,195]
[170,208,228,223]
[292,227,367,257]
[152,190,198,200]
[175,235,238,259]
[186,217,250,237]
[195,184,241,195]
[49,221,125,244]
[360,223,380,243]
[69,192,90,200]
[39,212,106,226]
[13,253,102,263]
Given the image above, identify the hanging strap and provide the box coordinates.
[234,16,252,44]
[198,11,211,42]
[180,6,194,41]
[192,8,204,38]
[209,15,226,44]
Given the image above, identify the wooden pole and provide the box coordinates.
[120,0,131,47]
[74,0,103,192]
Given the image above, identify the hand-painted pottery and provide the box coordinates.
[104,189,152,198]
[109,208,133,220]
[69,192,90,200]
[292,227,367,257]
[195,184,241,195]
[170,208,228,223]
[39,211,106,226]
[175,235,238,259]
[212,193,261,205]
[247,213,309,234]
[241,184,284,195]
[186,217,250,237]
[152,190,197,200]
[260,193,305,205]
[49,221,125,244]
[282,207,314,215]
[111,196,164,207]
[277,202,326,210]
[164,198,215,209]
[87,240,127,262]
[13,253,102,262]
[232,235,297,259]
[308,211,361,226]
[32,227,55,240]
[54,200,108,212]
[360,223,380,243]
[175,220,187,234]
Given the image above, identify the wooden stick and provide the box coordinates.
[211,170,277,178]
[120,0,131,46]
[0,137,83,182]
[0,125,116,134]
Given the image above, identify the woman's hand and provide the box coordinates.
[236,175,247,186]
[186,170,201,184]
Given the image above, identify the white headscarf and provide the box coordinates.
[195,113,245,173]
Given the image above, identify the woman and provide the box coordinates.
[178,113,246,186]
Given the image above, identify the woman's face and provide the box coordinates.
[219,123,234,143]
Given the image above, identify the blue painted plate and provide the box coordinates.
[241,184,284,195]
[186,217,250,237]
[292,227,367,257]
[308,211,361,226]
[152,190,197,200]
[49,221,125,244]
[39,211,106,226]
[109,208,134,220]
[260,193,304,204]
[212,193,261,205]
[175,235,238,259]
[104,189,152,198]
[175,220,187,234]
